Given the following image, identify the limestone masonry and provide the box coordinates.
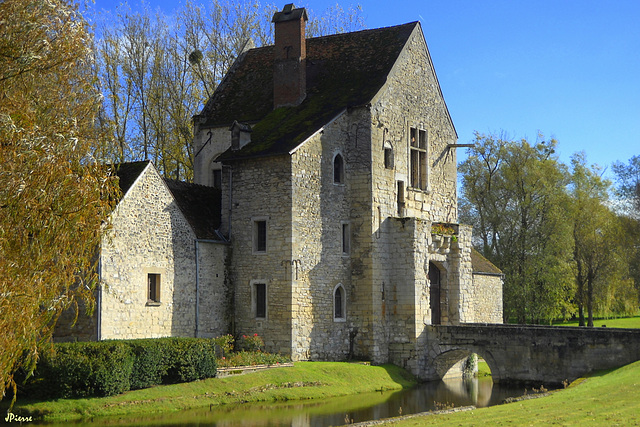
[56,4,503,379]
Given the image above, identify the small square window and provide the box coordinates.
[148,273,161,304]
[341,223,350,255]
[253,220,267,253]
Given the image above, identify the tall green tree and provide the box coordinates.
[613,155,640,217]
[568,153,633,326]
[459,132,574,323]
[0,0,118,404]
[613,155,640,302]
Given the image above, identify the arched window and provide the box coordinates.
[333,153,344,184]
[334,284,346,321]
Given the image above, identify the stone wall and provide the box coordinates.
[53,296,98,342]
[225,155,294,355]
[99,165,198,339]
[290,108,374,361]
[196,241,230,338]
[370,25,458,226]
[472,273,504,323]
[193,125,231,186]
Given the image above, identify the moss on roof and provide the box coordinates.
[202,22,419,161]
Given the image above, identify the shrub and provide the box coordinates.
[237,334,264,352]
[23,337,218,399]
[211,334,235,356]
[127,339,170,390]
[163,338,218,384]
[27,341,134,398]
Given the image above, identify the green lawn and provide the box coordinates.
[388,360,640,426]
[9,362,416,422]
[554,315,640,328]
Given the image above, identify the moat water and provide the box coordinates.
[39,376,533,426]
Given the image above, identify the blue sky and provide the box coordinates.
[90,0,639,175]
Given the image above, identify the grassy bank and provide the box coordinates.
[388,359,640,426]
[554,315,640,328]
[10,362,415,422]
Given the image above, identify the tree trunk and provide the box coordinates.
[587,272,594,327]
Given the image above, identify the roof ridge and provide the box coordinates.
[306,21,418,43]
[164,178,213,190]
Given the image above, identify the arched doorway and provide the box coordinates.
[429,262,441,325]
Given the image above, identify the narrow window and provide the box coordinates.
[397,181,405,216]
[255,283,266,318]
[212,169,222,189]
[253,220,267,253]
[333,153,344,184]
[334,284,346,320]
[341,223,350,255]
[410,127,428,190]
[147,273,161,304]
[384,142,394,169]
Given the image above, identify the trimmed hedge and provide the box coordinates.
[24,337,218,399]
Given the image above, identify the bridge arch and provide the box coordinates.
[430,346,502,382]
[421,324,640,385]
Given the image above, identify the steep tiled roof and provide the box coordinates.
[164,180,222,240]
[471,248,503,276]
[112,161,150,197]
[200,22,419,161]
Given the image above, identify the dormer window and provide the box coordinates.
[230,121,252,150]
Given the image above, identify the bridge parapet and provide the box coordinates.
[418,323,640,385]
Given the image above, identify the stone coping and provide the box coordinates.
[216,362,294,378]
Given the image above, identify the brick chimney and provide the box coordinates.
[272,4,308,109]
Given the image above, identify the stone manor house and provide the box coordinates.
[56,4,503,374]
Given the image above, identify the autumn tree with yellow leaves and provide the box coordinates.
[0,0,118,404]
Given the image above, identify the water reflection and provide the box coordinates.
[40,377,526,426]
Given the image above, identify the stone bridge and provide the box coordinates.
[418,324,640,385]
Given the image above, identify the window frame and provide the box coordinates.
[210,160,222,189]
[251,280,268,319]
[409,127,428,191]
[384,141,394,169]
[252,217,268,254]
[333,284,346,322]
[146,273,161,306]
